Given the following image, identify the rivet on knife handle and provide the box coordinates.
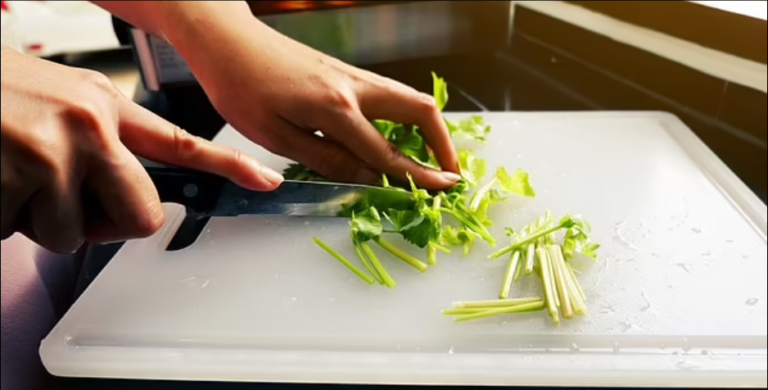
[145,166,226,216]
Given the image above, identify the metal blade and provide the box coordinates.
[207,180,415,218]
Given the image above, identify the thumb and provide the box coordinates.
[115,97,283,191]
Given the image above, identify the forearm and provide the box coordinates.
[91,1,247,39]
[91,1,277,85]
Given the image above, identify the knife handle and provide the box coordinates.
[145,167,227,216]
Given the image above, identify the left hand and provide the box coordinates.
[170,14,461,190]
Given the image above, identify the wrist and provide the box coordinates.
[159,2,271,58]
[160,3,280,88]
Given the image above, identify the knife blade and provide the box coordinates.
[146,167,415,218]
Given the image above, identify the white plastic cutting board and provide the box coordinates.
[41,112,768,387]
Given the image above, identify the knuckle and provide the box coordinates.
[80,70,117,96]
[415,92,440,112]
[131,205,165,239]
[325,88,357,115]
[383,142,403,167]
[261,134,289,156]
[318,148,356,181]
[170,126,201,161]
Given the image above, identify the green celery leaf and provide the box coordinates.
[350,207,383,243]
[432,72,448,111]
[458,150,487,187]
[440,226,478,256]
[474,188,506,227]
[373,120,398,140]
[496,167,536,198]
[385,207,441,249]
[406,173,432,205]
[384,209,422,232]
[562,221,600,260]
[392,127,430,163]
[446,115,491,143]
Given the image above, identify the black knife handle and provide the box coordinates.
[145,167,227,216]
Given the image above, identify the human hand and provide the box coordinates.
[169,16,461,190]
[0,46,281,253]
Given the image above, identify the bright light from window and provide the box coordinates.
[691,1,767,21]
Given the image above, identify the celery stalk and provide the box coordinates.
[548,247,561,309]
[454,301,546,322]
[351,233,383,285]
[361,242,397,288]
[442,308,495,315]
[549,245,574,319]
[313,238,374,285]
[427,245,437,267]
[524,244,536,275]
[489,224,566,259]
[567,263,587,303]
[499,251,521,299]
[427,196,442,266]
[375,238,429,272]
[453,297,543,309]
[537,247,559,325]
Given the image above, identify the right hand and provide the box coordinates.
[0,46,281,254]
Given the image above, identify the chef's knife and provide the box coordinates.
[146,167,415,218]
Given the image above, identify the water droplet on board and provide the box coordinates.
[570,343,580,352]
[291,297,298,302]
[448,346,455,355]
[620,321,639,333]
[599,304,616,314]
[640,291,652,312]
[745,298,759,306]
[701,250,712,257]
[742,254,751,260]
[691,227,702,234]
[682,337,691,353]
[726,239,734,244]
[676,263,693,274]
[676,359,700,370]
[613,222,638,251]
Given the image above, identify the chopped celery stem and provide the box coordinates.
[454,301,546,322]
[313,237,374,285]
[361,242,397,288]
[375,238,428,272]
[453,297,542,308]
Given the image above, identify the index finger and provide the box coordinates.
[115,97,284,191]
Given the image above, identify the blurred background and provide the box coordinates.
[2,0,766,203]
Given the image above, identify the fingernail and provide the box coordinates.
[354,168,380,184]
[440,171,462,184]
[260,167,284,187]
